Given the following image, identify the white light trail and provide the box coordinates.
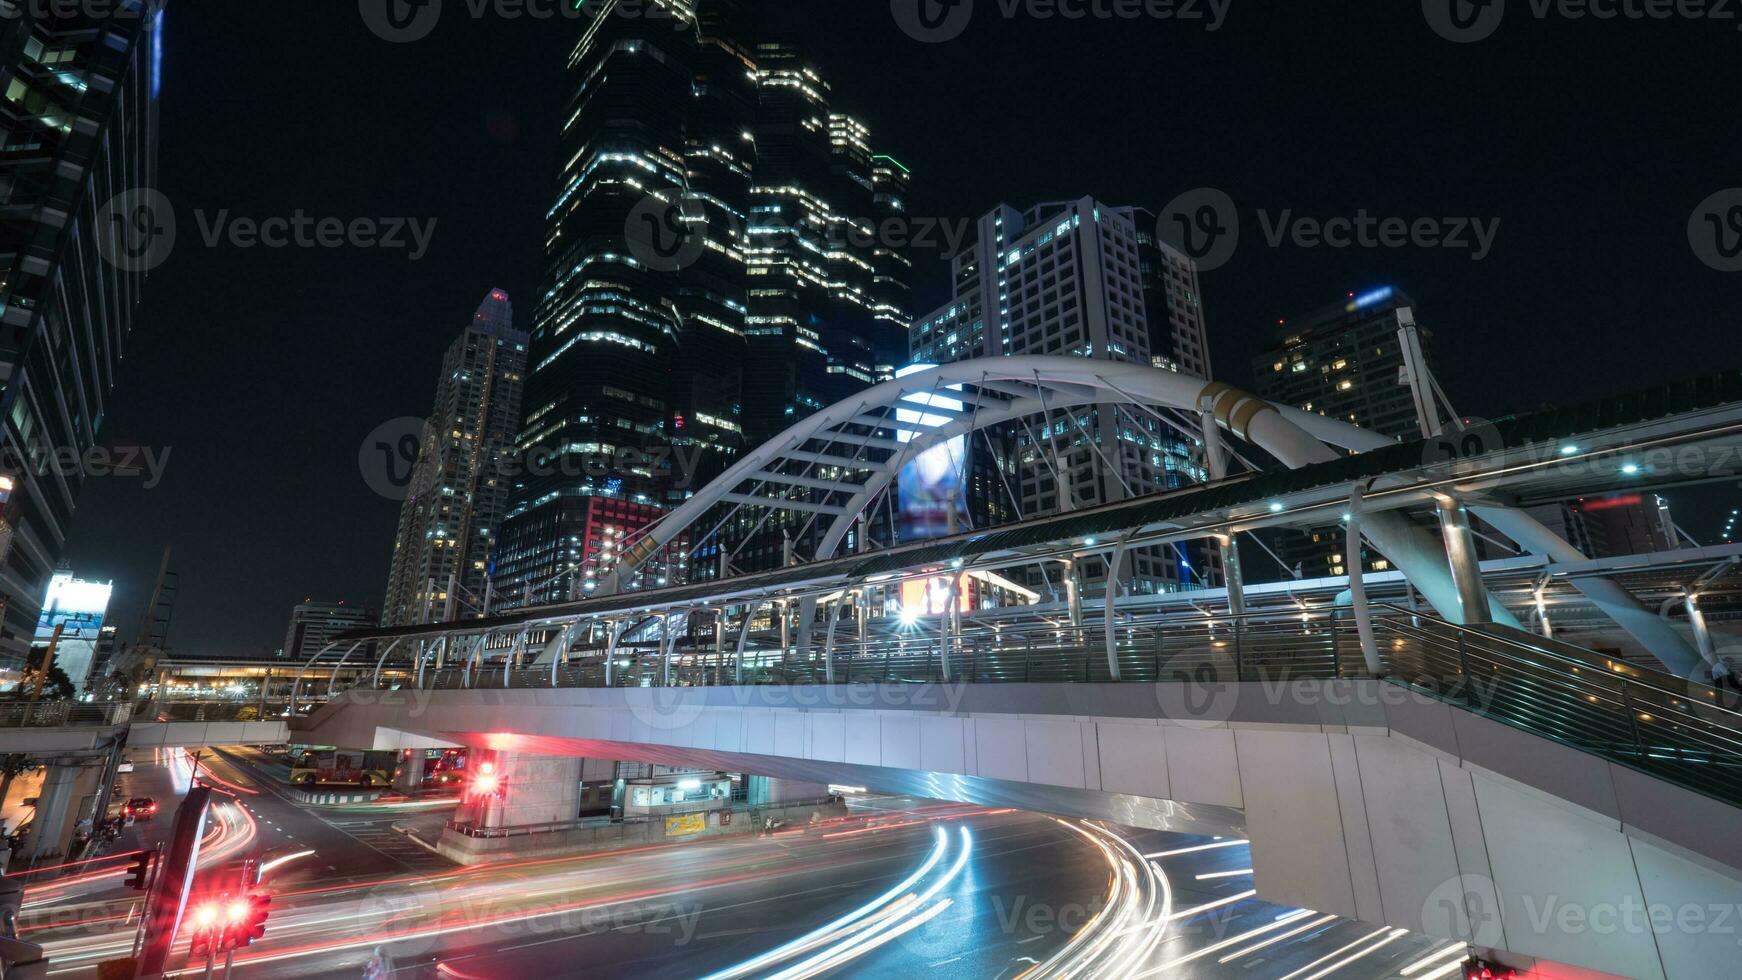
[1400,943,1470,975]
[1142,839,1249,859]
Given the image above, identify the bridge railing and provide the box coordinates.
[0,701,132,729]
[389,602,1742,809]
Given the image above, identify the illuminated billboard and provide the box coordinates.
[35,570,114,695]
[894,365,970,542]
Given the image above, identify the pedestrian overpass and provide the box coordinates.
[285,358,1742,979]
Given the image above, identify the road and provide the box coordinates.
[19,753,1463,979]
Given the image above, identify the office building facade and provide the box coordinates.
[282,601,376,663]
[910,198,1210,596]
[500,6,909,603]
[0,4,163,672]
[381,290,528,625]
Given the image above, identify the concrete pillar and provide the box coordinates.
[392,750,423,793]
[21,763,81,861]
[1436,496,1493,626]
[465,753,582,831]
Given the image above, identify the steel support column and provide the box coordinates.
[1436,496,1493,626]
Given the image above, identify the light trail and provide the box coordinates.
[1293,927,1412,980]
[1216,913,1338,962]
[1018,821,1175,979]
[1400,942,1470,975]
[1142,839,1249,858]
[763,826,973,980]
[701,825,952,980]
[1193,868,1253,880]
[1274,926,1392,980]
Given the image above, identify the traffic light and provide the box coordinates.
[186,900,223,956]
[124,851,153,891]
[235,893,271,948]
[1463,959,1518,980]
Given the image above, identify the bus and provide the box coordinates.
[288,748,396,788]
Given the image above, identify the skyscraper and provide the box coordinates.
[1252,286,1431,578]
[500,6,910,603]
[0,4,164,672]
[498,1,757,606]
[381,290,528,626]
[910,198,1210,596]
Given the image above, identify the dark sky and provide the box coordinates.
[64,1,1742,656]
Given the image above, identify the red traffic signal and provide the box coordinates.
[228,892,272,948]
[1464,959,1518,980]
[186,900,224,955]
[124,851,153,891]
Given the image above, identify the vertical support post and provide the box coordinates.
[823,599,843,684]
[1686,595,1719,668]
[1397,307,1447,440]
[1200,410,1230,482]
[713,610,726,686]
[1436,496,1493,626]
[604,620,622,687]
[1063,559,1083,628]
[1221,533,1247,619]
[1534,578,1555,639]
[1103,539,1133,682]
[939,575,961,683]
[734,603,759,684]
[659,612,672,686]
[1345,485,1384,676]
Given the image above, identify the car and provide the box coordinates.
[119,797,158,820]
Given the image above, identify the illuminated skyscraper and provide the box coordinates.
[0,3,164,672]
[911,198,1210,596]
[500,7,911,603]
[381,290,527,626]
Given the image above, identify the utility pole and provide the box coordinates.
[30,624,63,702]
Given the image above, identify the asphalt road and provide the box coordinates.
[19,755,1462,979]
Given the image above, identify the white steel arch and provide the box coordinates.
[596,356,1706,675]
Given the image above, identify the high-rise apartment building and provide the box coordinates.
[910,198,1210,596]
[1252,286,1431,578]
[0,4,163,671]
[381,290,528,626]
[500,5,910,604]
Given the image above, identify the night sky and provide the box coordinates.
[62,1,1742,656]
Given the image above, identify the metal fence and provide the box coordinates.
[387,603,1742,811]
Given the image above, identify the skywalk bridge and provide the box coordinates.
[287,359,1742,979]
